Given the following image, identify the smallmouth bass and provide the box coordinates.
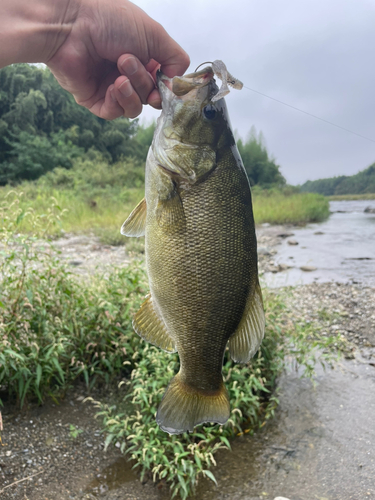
[122,63,265,434]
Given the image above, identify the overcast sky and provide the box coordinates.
[134,0,375,185]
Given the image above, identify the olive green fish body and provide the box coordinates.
[122,67,265,434]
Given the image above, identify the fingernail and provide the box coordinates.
[121,56,138,76]
[110,86,117,102]
[119,80,133,98]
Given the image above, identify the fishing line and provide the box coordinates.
[242,85,375,145]
[195,60,375,144]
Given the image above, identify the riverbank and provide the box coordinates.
[1,223,374,500]
[329,193,375,200]
[1,280,373,500]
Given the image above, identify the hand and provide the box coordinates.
[45,0,190,119]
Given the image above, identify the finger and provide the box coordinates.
[147,88,161,109]
[145,59,161,80]
[113,76,143,119]
[87,84,125,120]
[117,55,156,104]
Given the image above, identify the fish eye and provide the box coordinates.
[203,105,217,120]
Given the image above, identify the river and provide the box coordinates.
[264,200,375,288]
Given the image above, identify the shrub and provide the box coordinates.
[0,192,148,406]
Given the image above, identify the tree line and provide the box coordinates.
[0,64,285,188]
[300,163,375,195]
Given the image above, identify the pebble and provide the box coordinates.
[277,232,294,238]
[258,246,272,256]
[300,265,317,272]
[287,239,298,245]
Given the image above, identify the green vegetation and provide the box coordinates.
[252,188,329,225]
[0,160,329,243]
[237,127,285,188]
[0,195,346,499]
[0,64,151,185]
[301,163,375,196]
[0,155,145,245]
[0,193,148,407]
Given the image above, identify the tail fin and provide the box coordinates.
[156,373,230,435]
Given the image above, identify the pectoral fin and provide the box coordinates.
[156,191,185,229]
[228,281,265,363]
[133,295,176,353]
[121,198,146,237]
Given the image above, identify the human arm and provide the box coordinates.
[0,0,190,119]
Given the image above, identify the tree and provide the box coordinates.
[0,64,152,184]
[237,127,285,187]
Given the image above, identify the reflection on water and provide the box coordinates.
[85,456,137,496]
[264,200,375,288]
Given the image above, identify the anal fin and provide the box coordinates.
[121,198,146,237]
[133,295,176,353]
[228,281,265,363]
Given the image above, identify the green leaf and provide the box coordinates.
[203,470,217,485]
[104,433,115,451]
[36,364,42,388]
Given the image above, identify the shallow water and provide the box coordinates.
[264,200,375,288]
[84,352,375,500]
[192,351,375,500]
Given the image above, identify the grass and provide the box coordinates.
[0,192,346,499]
[252,190,329,225]
[0,185,144,243]
[328,193,375,201]
[0,160,330,245]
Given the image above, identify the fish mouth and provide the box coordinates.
[157,66,216,104]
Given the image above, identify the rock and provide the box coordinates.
[274,497,291,500]
[69,260,83,266]
[261,222,271,227]
[364,206,375,214]
[314,231,324,235]
[278,263,290,271]
[300,265,317,272]
[269,266,279,273]
[258,246,272,256]
[287,239,298,245]
[277,232,294,238]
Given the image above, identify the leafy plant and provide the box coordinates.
[93,290,342,500]
[69,424,83,439]
[0,192,148,407]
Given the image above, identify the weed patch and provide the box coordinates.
[0,194,342,499]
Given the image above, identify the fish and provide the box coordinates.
[121,62,265,435]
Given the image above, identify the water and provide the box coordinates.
[83,351,375,500]
[193,351,375,500]
[264,200,375,288]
